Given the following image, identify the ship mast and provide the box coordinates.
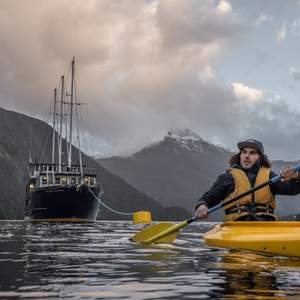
[68,57,75,168]
[51,88,57,183]
[58,75,64,172]
[75,100,83,175]
[51,88,57,166]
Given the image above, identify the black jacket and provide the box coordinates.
[196,163,300,209]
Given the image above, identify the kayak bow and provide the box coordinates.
[204,221,300,258]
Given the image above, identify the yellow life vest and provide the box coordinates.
[223,167,276,221]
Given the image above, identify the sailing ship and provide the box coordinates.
[24,58,100,221]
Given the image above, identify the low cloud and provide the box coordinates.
[232,82,264,102]
[276,23,286,42]
[275,19,300,42]
[291,19,300,37]
[290,67,300,80]
[216,0,232,15]
[254,14,272,27]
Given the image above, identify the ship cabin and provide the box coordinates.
[28,163,97,190]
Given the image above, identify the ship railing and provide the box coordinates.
[29,173,98,189]
[29,163,97,176]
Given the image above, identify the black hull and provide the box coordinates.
[24,185,100,222]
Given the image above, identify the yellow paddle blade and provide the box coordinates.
[131,222,179,243]
[131,220,189,244]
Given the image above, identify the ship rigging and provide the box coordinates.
[24,57,100,222]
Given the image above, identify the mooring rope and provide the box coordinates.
[88,187,134,216]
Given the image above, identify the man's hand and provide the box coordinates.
[196,204,209,219]
[280,166,299,181]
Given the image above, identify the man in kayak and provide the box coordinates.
[196,139,300,221]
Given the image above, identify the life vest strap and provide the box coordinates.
[225,202,274,215]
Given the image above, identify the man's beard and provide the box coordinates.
[241,161,259,170]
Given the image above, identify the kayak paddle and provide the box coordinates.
[131,164,300,244]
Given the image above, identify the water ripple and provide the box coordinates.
[0,221,299,299]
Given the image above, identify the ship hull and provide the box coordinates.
[24,185,100,222]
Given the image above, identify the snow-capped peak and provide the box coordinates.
[166,129,204,142]
[164,129,229,153]
[165,129,206,151]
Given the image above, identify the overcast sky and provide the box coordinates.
[1,0,300,160]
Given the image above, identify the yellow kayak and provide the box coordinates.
[204,221,300,258]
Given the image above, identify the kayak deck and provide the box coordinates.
[204,221,300,258]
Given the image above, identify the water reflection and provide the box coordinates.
[193,244,300,299]
[0,221,300,299]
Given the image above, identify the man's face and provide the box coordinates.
[240,147,260,169]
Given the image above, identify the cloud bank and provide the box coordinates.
[0,0,300,160]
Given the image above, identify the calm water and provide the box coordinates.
[1,221,300,299]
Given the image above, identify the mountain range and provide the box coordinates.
[98,129,300,220]
[0,107,190,221]
[1,107,299,222]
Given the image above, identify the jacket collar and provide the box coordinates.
[231,162,261,185]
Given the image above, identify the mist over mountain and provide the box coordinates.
[98,129,300,221]
[0,107,190,221]
[99,129,231,221]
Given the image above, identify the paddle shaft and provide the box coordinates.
[186,164,300,224]
[144,173,281,243]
